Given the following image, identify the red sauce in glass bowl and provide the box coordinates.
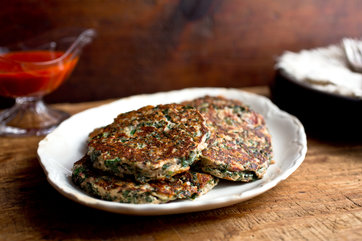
[0,50,78,97]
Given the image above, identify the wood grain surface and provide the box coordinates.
[1,0,362,107]
[0,86,361,241]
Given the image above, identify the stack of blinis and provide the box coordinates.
[72,96,273,204]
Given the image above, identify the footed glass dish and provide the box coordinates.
[0,28,96,136]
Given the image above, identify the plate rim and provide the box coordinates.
[37,87,307,215]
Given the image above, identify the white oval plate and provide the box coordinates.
[38,88,307,215]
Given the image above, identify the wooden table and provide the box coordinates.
[1,87,361,241]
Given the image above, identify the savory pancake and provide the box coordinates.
[87,104,209,183]
[183,96,273,181]
[72,156,218,204]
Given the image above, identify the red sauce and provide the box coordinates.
[0,50,78,97]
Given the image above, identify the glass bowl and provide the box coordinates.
[0,27,96,136]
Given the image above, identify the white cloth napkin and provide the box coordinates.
[276,43,362,99]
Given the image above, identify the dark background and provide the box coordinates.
[1,0,362,107]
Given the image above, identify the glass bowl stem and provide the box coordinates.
[0,96,69,136]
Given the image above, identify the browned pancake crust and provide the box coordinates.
[72,156,218,204]
[182,96,273,181]
[87,104,209,183]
